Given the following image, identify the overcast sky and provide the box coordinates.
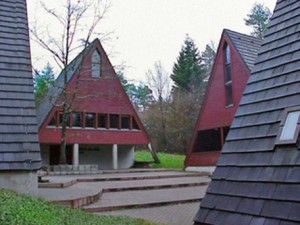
[27,0,276,83]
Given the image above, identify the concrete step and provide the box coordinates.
[84,186,208,212]
[39,171,208,188]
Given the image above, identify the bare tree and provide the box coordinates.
[145,61,171,150]
[30,0,110,164]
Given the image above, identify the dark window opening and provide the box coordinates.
[222,126,230,143]
[224,43,233,107]
[121,115,130,129]
[72,112,82,127]
[225,84,233,106]
[48,113,57,126]
[132,117,140,130]
[225,64,231,82]
[59,112,70,127]
[98,114,107,128]
[193,128,222,152]
[110,114,119,129]
[85,113,95,128]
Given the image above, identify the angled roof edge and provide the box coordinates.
[224,29,262,71]
[36,39,97,128]
[36,38,153,146]
[185,29,260,166]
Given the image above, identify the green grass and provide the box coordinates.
[135,151,185,169]
[0,189,161,225]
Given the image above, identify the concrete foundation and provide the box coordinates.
[185,166,216,174]
[40,144,50,166]
[41,144,135,170]
[0,171,38,195]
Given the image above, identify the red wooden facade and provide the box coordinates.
[38,39,151,166]
[185,30,261,167]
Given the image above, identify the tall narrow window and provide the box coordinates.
[72,112,82,127]
[85,113,95,128]
[92,50,101,78]
[224,44,233,106]
[121,115,130,129]
[98,114,107,128]
[110,114,119,129]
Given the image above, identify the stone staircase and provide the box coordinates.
[37,169,210,211]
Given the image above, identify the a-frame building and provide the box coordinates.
[195,1,300,224]
[37,39,156,170]
[0,0,41,194]
[185,30,261,171]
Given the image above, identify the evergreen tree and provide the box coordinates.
[170,35,205,94]
[201,41,216,78]
[33,63,55,106]
[116,70,154,111]
[244,3,272,39]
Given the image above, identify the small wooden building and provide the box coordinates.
[0,0,41,194]
[37,39,155,170]
[185,29,261,172]
[195,1,300,224]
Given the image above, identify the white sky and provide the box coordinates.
[27,0,277,83]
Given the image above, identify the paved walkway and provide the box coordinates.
[97,202,200,225]
[38,175,209,201]
[84,186,207,211]
[36,169,209,224]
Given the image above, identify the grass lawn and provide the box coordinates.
[135,150,185,169]
[0,189,161,225]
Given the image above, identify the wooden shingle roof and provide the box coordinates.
[194,1,300,224]
[0,0,41,170]
[225,29,262,71]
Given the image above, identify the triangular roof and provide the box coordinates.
[225,29,262,71]
[37,38,152,147]
[0,0,41,170]
[37,41,93,128]
[195,1,300,224]
[185,30,261,167]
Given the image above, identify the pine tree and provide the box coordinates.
[170,35,205,94]
[33,63,55,106]
[244,3,272,39]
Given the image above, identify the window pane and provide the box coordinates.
[59,112,70,127]
[225,64,231,82]
[49,113,56,126]
[225,45,231,64]
[132,117,140,130]
[121,115,130,129]
[193,129,222,152]
[92,50,101,78]
[280,111,300,140]
[110,114,119,129]
[225,84,233,106]
[98,114,107,128]
[72,112,82,127]
[85,113,95,128]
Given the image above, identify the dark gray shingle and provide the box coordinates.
[194,1,300,224]
[0,0,41,171]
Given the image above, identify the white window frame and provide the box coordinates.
[91,50,101,78]
[276,107,300,145]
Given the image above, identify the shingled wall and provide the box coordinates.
[195,0,300,224]
[0,0,41,194]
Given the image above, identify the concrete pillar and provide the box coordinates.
[73,143,79,166]
[112,144,118,170]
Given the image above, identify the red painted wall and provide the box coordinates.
[197,34,249,130]
[39,40,150,145]
[185,31,251,167]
